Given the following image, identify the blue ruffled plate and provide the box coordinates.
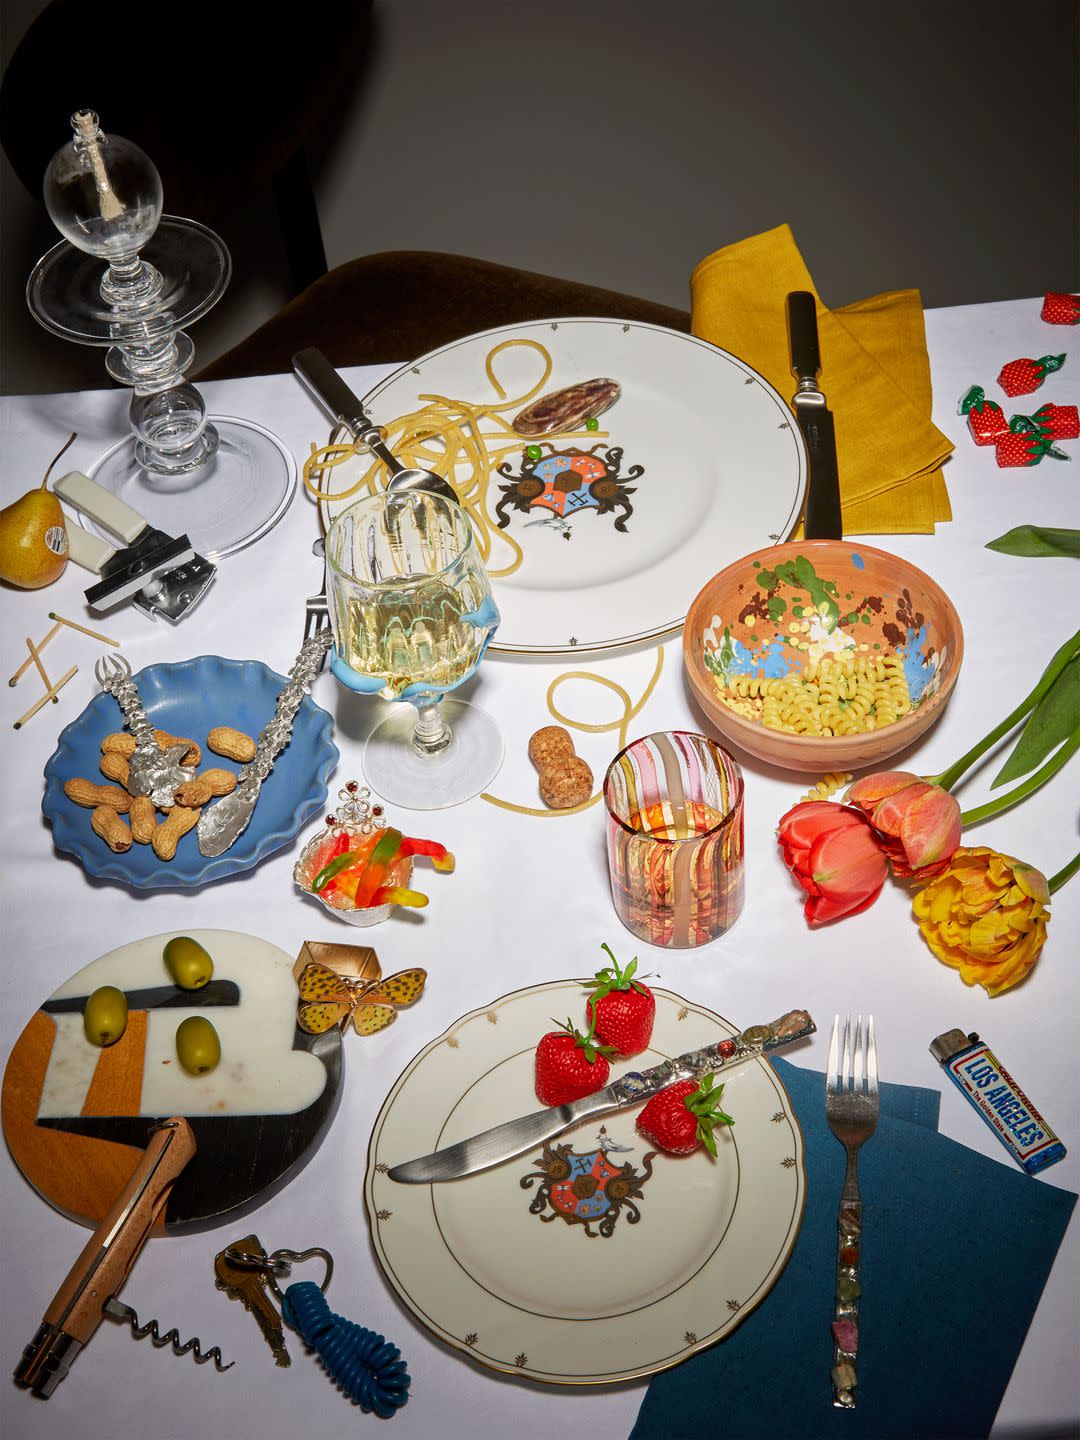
[42,655,339,889]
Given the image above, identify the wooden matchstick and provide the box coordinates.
[25,638,58,703]
[9,620,62,686]
[13,665,78,730]
[48,612,119,647]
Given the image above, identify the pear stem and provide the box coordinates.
[42,432,77,489]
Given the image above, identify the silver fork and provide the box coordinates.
[824,1014,879,1409]
[304,538,332,669]
[94,654,189,807]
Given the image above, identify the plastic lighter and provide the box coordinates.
[930,1029,1066,1175]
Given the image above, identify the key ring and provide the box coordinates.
[221,1245,333,1304]
[215,1239,409,1416]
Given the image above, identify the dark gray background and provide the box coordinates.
[3,0,1078,395]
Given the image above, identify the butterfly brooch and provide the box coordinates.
[296,960,427,1036]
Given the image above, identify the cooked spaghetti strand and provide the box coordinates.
[480,647,666,817]
[303,338,610,579]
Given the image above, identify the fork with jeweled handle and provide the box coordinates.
[94,654,189,808]
[824,1014,879,1408]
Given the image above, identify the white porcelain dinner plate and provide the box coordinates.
[365,979,806,1385]
[316,320,807,656]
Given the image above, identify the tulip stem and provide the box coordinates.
[1048,850,1080,894]
[958,725,1080,828]
[930,628,1080,794]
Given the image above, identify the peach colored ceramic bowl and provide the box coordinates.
[683,540,964,773]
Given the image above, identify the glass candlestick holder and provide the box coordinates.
[27,111,294,559]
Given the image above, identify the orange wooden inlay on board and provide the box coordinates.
[1,1010,144,1228]
[81,1011,147,1117]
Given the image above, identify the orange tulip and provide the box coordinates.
[777,801,888,926]
[912,847,1050,996]
[846,771,962,878]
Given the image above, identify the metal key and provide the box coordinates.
[214,1236,290,1367]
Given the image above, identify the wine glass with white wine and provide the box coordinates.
[325,490,503,808]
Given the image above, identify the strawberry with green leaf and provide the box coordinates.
[998,353,1066,398]
[1041,293,1080,326]
[958,385,1008,446]
[535,1015,615,1106]
[637,1073,734,1156]
[585,944,655,1056]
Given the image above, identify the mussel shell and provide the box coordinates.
[512,377,621,437]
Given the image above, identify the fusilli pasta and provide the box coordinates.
[714,651,913,737]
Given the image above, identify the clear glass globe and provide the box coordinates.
[130,382,217,473]
[44,111,162,261]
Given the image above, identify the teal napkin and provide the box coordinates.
[631,1057,1076,1440]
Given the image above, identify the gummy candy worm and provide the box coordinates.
[480,646,665,818]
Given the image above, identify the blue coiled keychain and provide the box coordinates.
[283,1281,410,1417]
[222,1244,410,1417]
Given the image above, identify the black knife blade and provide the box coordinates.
[787,291,843,540]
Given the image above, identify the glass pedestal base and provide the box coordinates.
[27,218,230,344]
[363,699,504,810]
[89,415,296,559]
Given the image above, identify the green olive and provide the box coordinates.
[175,1015,221,1075]
[83,985,128,1047]
[163,936,214,990]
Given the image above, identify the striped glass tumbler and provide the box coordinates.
[604,731,744,948]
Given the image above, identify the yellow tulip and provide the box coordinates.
[912,847,1050,996]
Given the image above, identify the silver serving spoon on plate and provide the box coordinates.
[292,347,458,504]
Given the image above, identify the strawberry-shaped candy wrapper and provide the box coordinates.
[998,353,1066,398]
[1011,403,1080,443]
[958,385,1008,446]
[637,1073,734,1157]
[535,1017,614,1106]
[585,944,655,1056]
[995,423,1069,470]
[1041,293,1080,326]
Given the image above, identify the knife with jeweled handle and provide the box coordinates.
[388,1009,815,1183]
[787,291,843,539]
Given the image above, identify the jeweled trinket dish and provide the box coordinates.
[293,784,454,926]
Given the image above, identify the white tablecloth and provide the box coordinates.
[1,298,1077,1439]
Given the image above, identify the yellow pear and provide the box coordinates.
[0,433,74,589]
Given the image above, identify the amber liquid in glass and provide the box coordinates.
[337,577,487,699]
[609,801,743,948]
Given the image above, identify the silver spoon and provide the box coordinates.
[292,347,458,504]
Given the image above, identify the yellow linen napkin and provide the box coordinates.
[691,224,953,534]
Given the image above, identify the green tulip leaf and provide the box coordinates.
[992,654,1080,788]
[985,525,1080,559]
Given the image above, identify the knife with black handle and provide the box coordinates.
[787,291,844,540]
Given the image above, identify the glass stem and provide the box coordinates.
[411,697,452,757]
